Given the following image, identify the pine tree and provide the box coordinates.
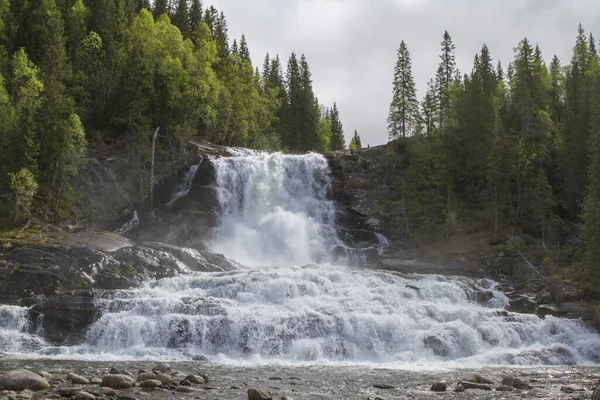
[239,34,251,63]
[437,30,456,130]
[329,102,345,151]
[285,52,302,151]
[173,0,190,37]
[298,54,320,151]
[387,40,418,139]
[189,0,202,29]
[153,0,168,19]
[349,129,362,149]
[135,0,151,13]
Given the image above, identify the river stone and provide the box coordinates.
[36,372,52,380]
[100,388,117,396]
[373,384,395,389]
[68,374,90,385]
[0,370,51,391]
[457,381,492,390]
[139,380,162,389]
[100,374,134,389]
[430,381,446,392]
[184,375,204,384]
[247,388,272,400]
[73,391,95,400]
[463,373,494,384]
[175,386,195,393]
[89,378,102,385]
[501,376,532,390]
[496,385,514,391]
[153,374,174,385]
[136,372,156,382]
[16,390,32,400]
[152,363,170,373]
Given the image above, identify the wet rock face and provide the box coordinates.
[0,229,241,345]
[325,146,398,246]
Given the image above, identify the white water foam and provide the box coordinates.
[2,266,598,366]
[211,152,339,267]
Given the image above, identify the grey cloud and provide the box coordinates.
[210,0,600,146]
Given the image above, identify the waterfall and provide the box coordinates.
[1,151,600,366]
[210,152,340,267]
[167,160,203,207]
[115,210,139,237]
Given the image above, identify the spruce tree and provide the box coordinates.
[329,103,345,151]
[153,0,168,19]
[239,35,251,63]
[173,0,190,37]
[285,52,302,151]
[189,0,202,29]
[387,40,418,139]
[349,129,362,149]
[437,30,456,130]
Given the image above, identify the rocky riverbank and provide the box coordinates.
[1,361,600,400]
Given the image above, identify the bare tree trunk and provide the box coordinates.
[150,127,160,209]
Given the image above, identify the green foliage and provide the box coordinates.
[9,168,39,222]
[0,0,345,222]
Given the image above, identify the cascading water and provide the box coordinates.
[210,152,340,267]
[167,160,203,207]
[1,151,600,367]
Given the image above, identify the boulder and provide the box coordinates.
[73,391,95,400]
[136,372,156,382]
[184,375,205,384]
[152,374,174,385]
[501,376,532,390]
[463,373,494,384]
[152,363,171,374]
[0,370,51,391]
[67,374,90,385]
[100,374,135,389]
[456,381,492,390]
[247,388,272,400]
[430,381,446,392]
[138,380,162,389]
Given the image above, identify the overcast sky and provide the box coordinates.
[208,0,600,146]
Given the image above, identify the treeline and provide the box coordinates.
[0,0,349,222]
[387,26,600,287]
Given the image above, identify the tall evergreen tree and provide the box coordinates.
[329,102,345,151]
[173,0,190,37]
[387,40,418,139]
[349,129,362,149]
[189,0,202,28]
[437,30,456,130]
[153,0,168,19]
